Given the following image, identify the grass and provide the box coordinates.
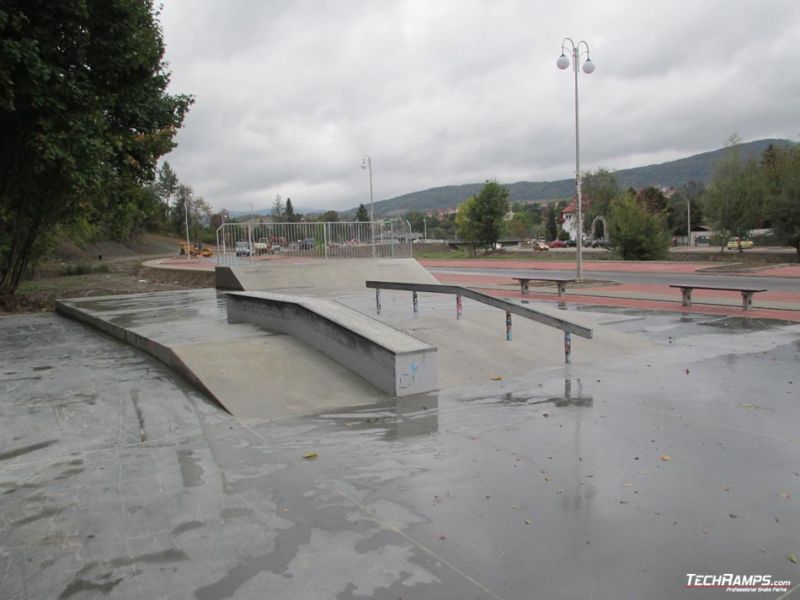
[57,263,111,276]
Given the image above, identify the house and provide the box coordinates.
[560,200,578,240]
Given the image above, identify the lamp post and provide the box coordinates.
[687,198,692,246]
[557,38,595,282]
[361,155,375,255]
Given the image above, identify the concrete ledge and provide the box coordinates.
[226,292,438,396]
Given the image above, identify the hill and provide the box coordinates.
[353,138,793,217]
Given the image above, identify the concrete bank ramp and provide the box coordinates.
[216,258,437,296]
[55,290,394,420]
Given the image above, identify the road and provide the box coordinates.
[427,266,800,292]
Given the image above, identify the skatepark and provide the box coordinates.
[1,252,799,599]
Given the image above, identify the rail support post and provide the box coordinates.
[506,311,512,341]
[413,291,419,313]
[456,294,462,320]
[376,288,382,315]
[564,331,572,364]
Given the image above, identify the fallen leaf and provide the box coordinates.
[788,553,798,564]
[302,451,318,460]
[623,482,632,487]
[720,485,730,492]
[490,376,502,381]
[525,519,532,525]
[729,513,738,519]
[660,454,672,462]
[685,368,690,374]
[542,412,550,418]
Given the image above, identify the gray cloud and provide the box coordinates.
[159,0,800,212]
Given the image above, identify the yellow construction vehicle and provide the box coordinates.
[179,242,214,257]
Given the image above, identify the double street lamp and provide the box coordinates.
[557,38,595,282]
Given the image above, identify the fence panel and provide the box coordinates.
[215,221,412,265]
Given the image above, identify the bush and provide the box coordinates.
[608,192,671,260]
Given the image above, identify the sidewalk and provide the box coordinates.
[429,268,800,322]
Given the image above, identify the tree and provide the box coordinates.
[284,198,296,222]
[404,211,425,234]
[582,169,620,234]
[355,204,370,222]
[703,138,765,252]
[320,210,340,222]
[546,204,558,241]
[636,187,669,214]
[0,1,192,309]
[272,196,284,220]
[608,191,671,260]
[765,144,800,259]
[455,181,509,251]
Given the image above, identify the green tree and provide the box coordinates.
[455,197,480,254]
[456,181,509,251]
[405,211,425,233]
[355,204,370,222]
[546,204,558,241]
[636,186,669,214]
[319,210,340,222]
[582,169,620,234]
[508,211,533,239]
[284,198,296,222]
[608,191,671,260]
[703,138,766,252]
[0,0,192,309]
[667,185,704,236]
[765,144,800,259]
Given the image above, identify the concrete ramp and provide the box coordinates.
[216,258,438,296]
[55,290,391,420]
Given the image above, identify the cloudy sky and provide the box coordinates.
[159,0,799,213]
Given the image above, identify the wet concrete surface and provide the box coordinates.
[1,311,799,599]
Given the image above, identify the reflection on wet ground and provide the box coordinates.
[1,312,799,599]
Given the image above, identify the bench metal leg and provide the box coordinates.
[741,291,753,311]
[506,311,512,341]
[681,288,692,307]
[564,331,572,364]
[557,282,566,297]
[412,291,418,313]
[375,288,381,314]
[456,294,462,320]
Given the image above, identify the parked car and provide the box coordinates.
[235,241,252,256]
[299,237,315,250]
[532,240,549,251]
[727,237,754,250]
[548,240,566,248]
[565,239,577,247]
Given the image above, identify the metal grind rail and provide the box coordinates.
[365,281,593,364]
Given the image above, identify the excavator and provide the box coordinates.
[179,241,214,257]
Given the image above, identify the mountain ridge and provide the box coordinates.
[349,138,793,217]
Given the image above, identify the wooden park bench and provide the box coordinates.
[513,276,574,298]
[669,283,767,311]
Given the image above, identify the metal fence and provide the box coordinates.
[215,221,413,265]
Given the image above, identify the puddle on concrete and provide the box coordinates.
[697,316,796,332]
[176,449,204,487]
[315,395,440,440]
